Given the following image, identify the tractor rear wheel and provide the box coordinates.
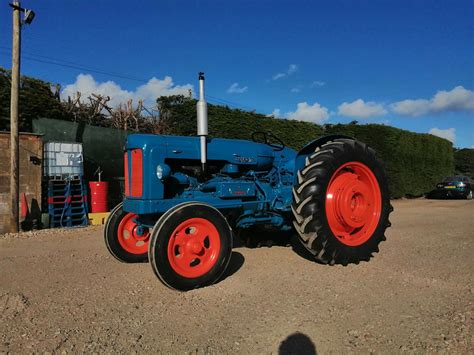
[292,138,393,265]
[104,203,150,263]
[148,202,233,291]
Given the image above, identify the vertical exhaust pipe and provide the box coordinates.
[197,72,208,175]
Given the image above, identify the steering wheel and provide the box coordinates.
[251,131,285,151]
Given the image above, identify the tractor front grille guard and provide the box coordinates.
[124,149,143,198]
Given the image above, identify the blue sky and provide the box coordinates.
[0,0,473,147]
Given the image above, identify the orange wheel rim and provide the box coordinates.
[117,213,150,254]
[325,162,382,246]
[167,218,221,278]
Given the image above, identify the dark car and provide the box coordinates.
[430,176,473,199]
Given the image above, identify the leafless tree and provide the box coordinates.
[61,91,172,133]
[62,92,111,125]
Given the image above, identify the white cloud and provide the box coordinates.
[61,73,193,107]
[431,86,474,111]
[287,64,298,75]
[227,82,248,94]
[272,64,298,80]
[390,99,430,116]
[272,73,286,80]
[310,81,325,88]
[337,99,387,118]
[391,86,474,117]
[291,88,300,93]
[267,109,281,118]
[287,102,330,124]
[428,127,456,143]
[266,102,329,123]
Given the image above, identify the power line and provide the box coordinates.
[206,95,256,111]
[0,47,148,83]
[0,48,259,112]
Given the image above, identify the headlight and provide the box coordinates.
[156,164,171,180]
[458,182,465,187]
[156,165,163,179]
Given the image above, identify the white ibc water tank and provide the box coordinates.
[43,142,84,177]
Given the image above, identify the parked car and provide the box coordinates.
[429,176,472,199]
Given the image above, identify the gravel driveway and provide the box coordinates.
[1,199,473,353]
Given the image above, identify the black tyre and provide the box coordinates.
[148,202,233,291]
[292,138,393,265]
[104,203,150,263]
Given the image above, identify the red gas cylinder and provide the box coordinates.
[89,181,109,213]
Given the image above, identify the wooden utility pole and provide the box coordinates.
[9,1,21,233]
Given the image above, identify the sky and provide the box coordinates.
[0,0,473,148]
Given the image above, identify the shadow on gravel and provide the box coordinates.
[279,332,317,355]
[217,251,245,284]
[233,229,293,249]
[232,230,322,265]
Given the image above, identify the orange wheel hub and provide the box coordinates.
[325,162,382,246]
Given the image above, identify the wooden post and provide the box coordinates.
[9,1,21,232]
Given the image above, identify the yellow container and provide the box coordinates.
[88,212,110,225]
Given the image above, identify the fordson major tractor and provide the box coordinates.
[105,73,393,291]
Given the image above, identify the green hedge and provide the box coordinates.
[163,98,454,198]
[454,148,474,179]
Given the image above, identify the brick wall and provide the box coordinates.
[0,132,43,233]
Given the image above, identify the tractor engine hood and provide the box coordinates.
[126,134,275,170]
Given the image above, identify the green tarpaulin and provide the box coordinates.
[33,118,130,207]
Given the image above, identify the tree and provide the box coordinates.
[0,66,167,133]
[0,67,67,131]
[62,92,109,126]
[156,95,195,134]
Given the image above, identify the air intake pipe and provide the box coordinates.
[197,72,208,175]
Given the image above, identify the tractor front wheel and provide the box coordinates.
[292,138,393,265]
[104,203,150,263]
[148,203,233,291]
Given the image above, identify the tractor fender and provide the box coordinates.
[294,134,353,176]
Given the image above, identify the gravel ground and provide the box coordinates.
[0,199,473,353]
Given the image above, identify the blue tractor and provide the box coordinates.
[105,73,393,291]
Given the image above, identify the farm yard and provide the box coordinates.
[0,1,473,354]
[1,198,472,353]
